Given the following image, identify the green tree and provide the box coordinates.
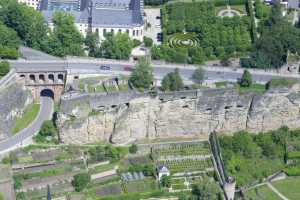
[45,12,84,57]
[239,70,252,87]
[160,175,171,187]
[191,177,222,200]
[72,173,91,192]
[192,66,205,84]
[100,33,133,59]
[161,68,184,91]
[0,61,10,76]
[143,36,153,47]
[129,144,138,154]
[38,120,57,137]
[0,0,48,49]
[85,31,99,57]
[129,57,154,90]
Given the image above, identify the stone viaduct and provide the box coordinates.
[15,68,67,102]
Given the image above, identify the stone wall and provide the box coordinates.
[0,83,33,141]
[57,88,300,145]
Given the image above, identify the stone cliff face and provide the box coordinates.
[57,89,300,145]
[0,83,33,140]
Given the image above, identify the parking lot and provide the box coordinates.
[144,8,162,45]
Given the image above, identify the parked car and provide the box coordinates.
[124,66,134,71]
[100,65,111,70]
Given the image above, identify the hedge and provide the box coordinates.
[284,166,300,176]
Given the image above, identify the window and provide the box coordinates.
[136,30,139,36]
[118,29,122,33]
[126,29,129,34]
[111,29,114,34]
[103,29,106,35]
[133,30,135,36]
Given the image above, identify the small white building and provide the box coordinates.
[157,165,170,181]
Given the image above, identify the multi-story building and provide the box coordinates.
[18,0,41,10]
[41,0,144,41]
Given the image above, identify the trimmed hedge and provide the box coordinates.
[288,151,300,159]
[284,166,300,176]
[266,78,298,90]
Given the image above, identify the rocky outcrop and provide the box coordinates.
[0,83,33,140]
[57,88,300,145]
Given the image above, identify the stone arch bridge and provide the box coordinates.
[16,68,67,102]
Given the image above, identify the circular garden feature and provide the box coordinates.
[168,33,200,48]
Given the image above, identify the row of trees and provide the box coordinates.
[129,57,205,91]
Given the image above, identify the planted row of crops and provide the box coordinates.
[152,142,210,157]
[157,158,213,174]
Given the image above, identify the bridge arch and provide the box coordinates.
[40,89,54,99]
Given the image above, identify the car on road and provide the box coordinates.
[100,65,111,70]
[156,16,161,19]
[124,66,134,71]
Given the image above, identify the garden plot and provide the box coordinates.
[95,182,123,196]
[152,142,211,158]
[123,178,158,193]
[157,158,213,174]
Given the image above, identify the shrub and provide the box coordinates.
[0,61,10,76]
[266,78,298,90]
[143,36,153,47]
[72,173,91,192]
[239,70,252,87]
[284,166,300,176]
[160,175,171,187]
[129,144,138,154]
[133,39,142,47]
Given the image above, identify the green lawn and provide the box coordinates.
[245,185,281,200]
[272,177,300,200]
[13,103,40,134]
[237,83,266,94]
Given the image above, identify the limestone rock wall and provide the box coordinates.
[0,83,33,140]
[57,89,300,145]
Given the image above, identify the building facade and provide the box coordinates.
[18,0,41,10]
[42,0,144,41]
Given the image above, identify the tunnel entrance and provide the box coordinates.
[40,89,54,99]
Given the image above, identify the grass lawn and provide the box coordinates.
[13,103,40,134]
[237,83,266,94]
[272,176,300,200]
[245,185,281,200]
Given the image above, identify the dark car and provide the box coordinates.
[100,65,111,70]
[124,66,134,71]
[156,16,161,19]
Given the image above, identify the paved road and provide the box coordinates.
[19,46,61,61]
[0,96,54,154]
[11,60,300,84]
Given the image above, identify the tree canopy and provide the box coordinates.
[0,0,48,49]
[0,61,10,76]
[44,12,84,57]
[192,66,205,84]
[129,57,154,90]
[241,0,300,69]
[161,68,184,91]
[72,173,91,192]
[239,70,252,87]
[99,33,133,59]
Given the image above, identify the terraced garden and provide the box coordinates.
[157,158,213,174]
[152,142,211,157]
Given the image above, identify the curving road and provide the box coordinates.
[0,96,54,154]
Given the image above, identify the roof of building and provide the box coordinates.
[288,0,300,8]
[158,165,170,173]
[42,0,143,28]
